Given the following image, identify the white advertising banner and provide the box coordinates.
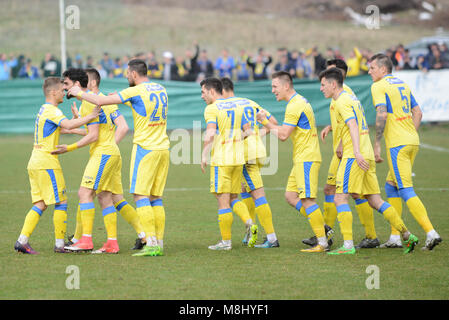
[394,70,449,122]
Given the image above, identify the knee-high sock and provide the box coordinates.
[323,195,337,228]
[102,206,117,239]
[400,187,434,233]
[385,183,402,236]
[218,208,233,241]
[305,204,325,238]
[20,206,43,238]
[53,204,68,241]
[295,200,307,218]
[241,192,256,222]
[80,202,95,237]
[136,198,156,243]
[336,204,353,241]
[254,196,275,235]
[231,199,251,224]
[151,199,165,241]
[355,198,377,239]
[115,199,144,237]
[378,202,407,234]
[73,204,83,240]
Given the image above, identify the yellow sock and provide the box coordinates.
[254,196,275,234]
[73,204,83,240]
[20,206,43,238]
[355,199,377,239]
[218,208,233,241]
[379,202,407,234]
[102,206,117,239]
[115,199,144,236]
[231,199,251,224]
[151,199,165,241]
[385,183,402,236]
[241,192,256,222]
[305,204,325,238]
[336,204,353,241]
[398,187,434,233]
[323,195,337,228]
[80,202,96,236]
[295,200,308,218]
[53,204,68,241]
[136,198,156,238]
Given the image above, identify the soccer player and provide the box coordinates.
[303,59,379,249]
[369,53,442,250]
[318,67,419,255]
[14,77,100,254]
[220,77,279,248]
[56,68,146,254]
[200,77,258,251]
[257,71,330,253]
[67,59,169,257]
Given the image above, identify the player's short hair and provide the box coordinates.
[369,53,393,73]
[220,77,234,92]
[43,77,62,96]
[326,59,348,76]
[200,77,223,94]
[128,59,147,76]
[84,68,101,87]
[62,68,88,88]
[318,67,343,87]
[271,71,293,88]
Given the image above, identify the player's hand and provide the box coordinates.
[201,157,207,173]
[355,152,369,171]
[68,85,81,98]
[336,142,343,159]
[90,106,101,119]
[71,102,79,119]
[256,110,267,123]
[51,145,68,155]
[374,143,384,163]
[320,125,331,143]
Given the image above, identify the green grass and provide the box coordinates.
[1,124,448,300]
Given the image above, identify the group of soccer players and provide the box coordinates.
[14,53,442,256]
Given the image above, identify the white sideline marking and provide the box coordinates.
[421,143,449,153]
[1,186,448,194]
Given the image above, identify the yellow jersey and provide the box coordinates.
[371,74,419,148]
[283,93,321,163]
[329,83,355,152]
[80,91,121,157]
[334,90,374,160]
[27,102,67,170]
[118,82,170,150]
[204,97,249,166]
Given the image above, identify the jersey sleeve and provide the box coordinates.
[49,108,67,126]
[118,86,137,105]
[283,101,301,126]
[204,104,217,125]
[371,82,387,109]
[336,98,357,124]
[81,101,100,126]
[110,106,122,124]
[410,92,419,109]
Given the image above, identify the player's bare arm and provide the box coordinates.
[411,105,423,130]
[201,122,216,173]
[113,115,129,144]
[256,109,294,141]
[68,85,122,106]
[52,123,99,155]
[347,118,369,171]
[374,105,387,163]
[59,106,100,130]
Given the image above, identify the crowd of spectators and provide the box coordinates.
[1,41,448,82]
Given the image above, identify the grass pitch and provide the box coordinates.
[1,124,448,300]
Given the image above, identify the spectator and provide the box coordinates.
[182,42,200,81]
[429,46,449,70]
[334,47,345,60]
[402,49,415,70]
[197,49,214,80]
[416,54,430,72]
[439,42,449,62]
[311,46,327,77]
[112,57,125,78]
[161,51,178,81]
[41,53,61,77]
[147,51,163,79]
[0,53,18,80]
[290,50,311,79]
[72,54,85,69]
[11,54,25,78]
[85,55,95,69]
[96,64,108,79]
[175,55,187,81]
[325,47,335,60]
[393,44,406,70]
[247,49,272,80]
[346,47,363,77]
[100,52,114,78]
[274,53,295,77]
[236,49,250,81]
[215,48,235,78]
[18,59,40,79]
